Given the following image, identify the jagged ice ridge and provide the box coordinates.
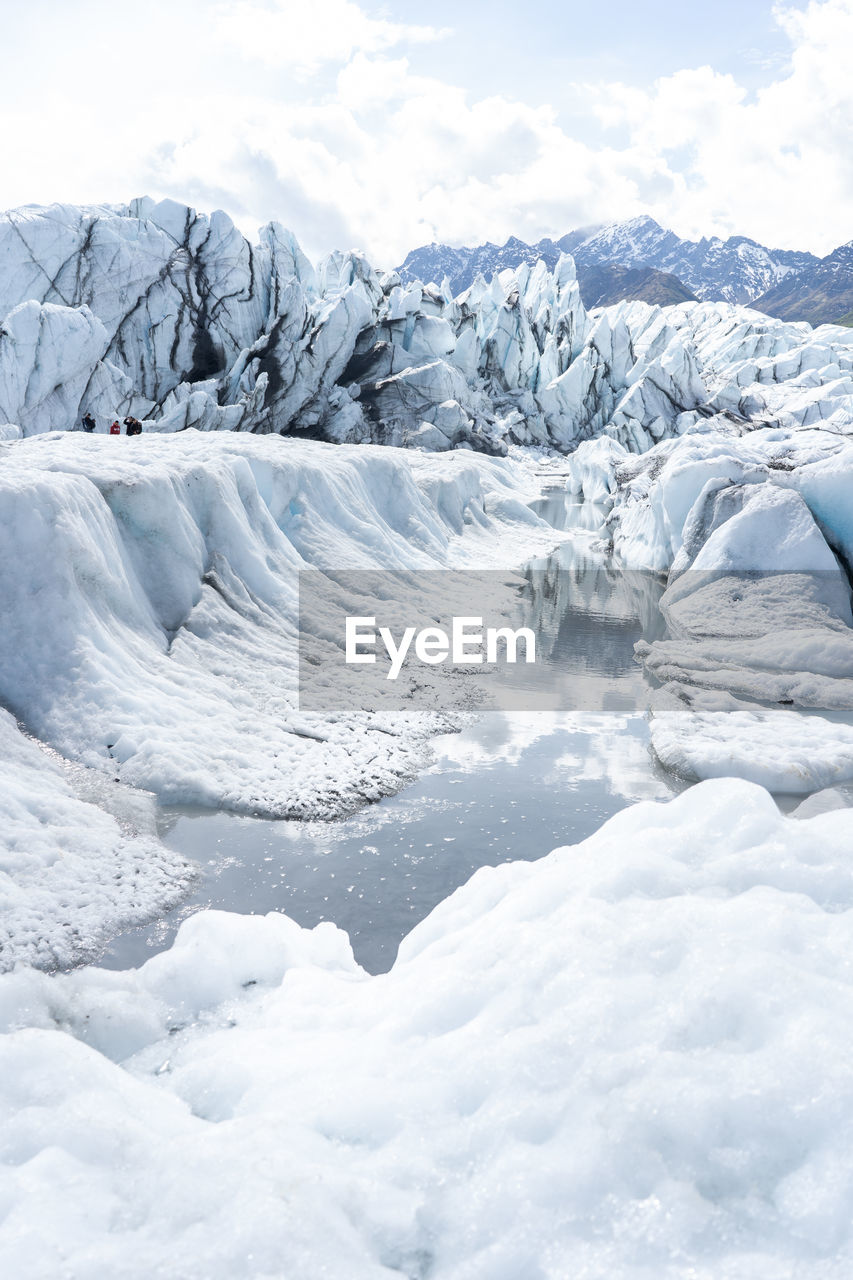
[2,198,853,457]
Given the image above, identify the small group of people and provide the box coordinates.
[80,412,145,436]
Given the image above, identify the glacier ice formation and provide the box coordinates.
[567,423,853,789]
[0,430,569,968]
[2,198,853,456]
[2,197,853,960]
[2,198,853,1277]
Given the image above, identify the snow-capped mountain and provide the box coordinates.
[398,232,592,295]
[753,240,853,326]
[399,216,822,308]
[399,231,698,310]
[570,216,818,305]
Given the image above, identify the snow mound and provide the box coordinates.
[2,780,853,1276]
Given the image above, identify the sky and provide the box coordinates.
[0,0,851,263]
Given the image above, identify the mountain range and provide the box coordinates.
[397,216,853,326]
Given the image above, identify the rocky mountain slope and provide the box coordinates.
[577,263,697,309]
[753,241,853,326]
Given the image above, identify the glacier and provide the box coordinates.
[3,197,853,1278]
[0,430,569,968]
[2,198,853,456]
[2,198,853,965]
[567,421,853,792]
[0,431,564,824]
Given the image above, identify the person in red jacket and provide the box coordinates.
[109,421,121,435]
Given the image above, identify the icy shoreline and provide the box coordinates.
[0,431,568,969]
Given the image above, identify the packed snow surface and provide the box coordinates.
[2,780,853,1278]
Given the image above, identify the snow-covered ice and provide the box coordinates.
[0,430,570,966]
[567,420,853,791]
[0,431,563,817]
[0,708,192,971]
[2,295,853,956]
[636,484,853,710]
[649,686,853,792]
[2,780,853,1278]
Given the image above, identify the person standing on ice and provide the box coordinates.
[81,412,96,432]
[124,416,143,436]
[109,420,121,436]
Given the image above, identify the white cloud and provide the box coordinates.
[213,0,447,75]
[0,0,851,262]
[588,0,853,251]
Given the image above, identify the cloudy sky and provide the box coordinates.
[2,0,851,262]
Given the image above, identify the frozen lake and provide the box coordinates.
[101,495,683,973]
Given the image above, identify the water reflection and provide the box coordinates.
[99,491,678,975]
[504,538,667,710]
[529,491,607,533]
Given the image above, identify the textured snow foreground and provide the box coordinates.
[0,709,192,969]
[2,779,853,1279]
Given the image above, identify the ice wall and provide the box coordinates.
[0,431,560,824]
[3,199,851,454]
